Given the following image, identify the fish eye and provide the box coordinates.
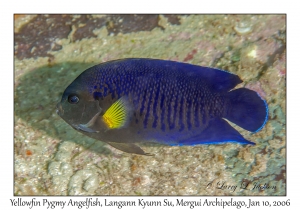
[68,94,79,104]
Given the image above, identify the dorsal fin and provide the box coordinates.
[106,58,243,92]
[173,62,243,92]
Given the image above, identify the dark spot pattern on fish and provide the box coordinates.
[143,86,154,129]
[160,94,166,132]
[152,84,160,129]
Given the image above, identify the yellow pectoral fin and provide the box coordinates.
[102,97,132,129]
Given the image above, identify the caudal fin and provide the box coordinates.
[225,88,268,132]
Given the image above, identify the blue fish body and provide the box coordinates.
[57,58,268,155]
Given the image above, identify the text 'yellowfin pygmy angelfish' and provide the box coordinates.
[56,58,268,155]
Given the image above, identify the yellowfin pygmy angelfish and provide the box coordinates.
[56,58,268,155]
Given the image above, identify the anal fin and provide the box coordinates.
[177,118,255,146]
[107,142,153,156]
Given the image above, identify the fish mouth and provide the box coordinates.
[57,100,102,133]
[56,102,63,116]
